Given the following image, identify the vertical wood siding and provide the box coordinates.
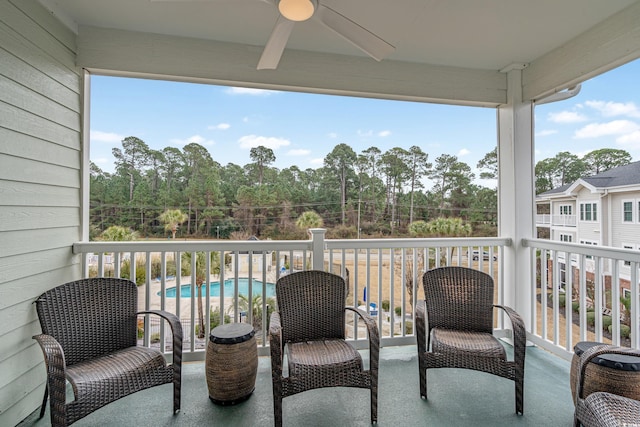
[0,1,81,425]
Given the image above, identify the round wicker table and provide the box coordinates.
[570,341,640,402]
[206,323,258,405]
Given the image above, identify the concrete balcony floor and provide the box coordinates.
[20,345,575,427]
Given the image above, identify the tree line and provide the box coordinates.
[90,136,631,240]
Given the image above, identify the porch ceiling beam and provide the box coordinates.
[76,26,506,107]
[524,1,640,101]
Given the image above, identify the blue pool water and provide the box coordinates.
[162,278,275,298]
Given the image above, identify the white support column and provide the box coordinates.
[498,66,534,329]
[309,228,326,271]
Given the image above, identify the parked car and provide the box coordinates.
[466,250,497,261]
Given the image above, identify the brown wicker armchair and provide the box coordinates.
[416,266,526,415]
[269,270,379,427]
[32,278,182,427]
[574,344,640,427]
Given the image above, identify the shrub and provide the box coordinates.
[210,306,231,330]
[404,320,413,335]
[395,306,402,316]
[150,332,160,343]
[608,324,631,339]
[382,300,390,311]
[586,306,595,312]
[557,293,566,308]
[602,315,612,331]
[571,301,580,313]
[586,311,596,327]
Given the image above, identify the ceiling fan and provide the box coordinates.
[151,0,395,70]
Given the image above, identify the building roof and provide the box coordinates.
[538,160,640,199]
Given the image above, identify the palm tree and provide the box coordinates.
[182,251,224,338]
[230,294,276,332]
[159,209,188,239]
[425,217,472,265]
[295,210,323,230]
[295,211,323,269]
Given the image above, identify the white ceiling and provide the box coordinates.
[39,0,637,72]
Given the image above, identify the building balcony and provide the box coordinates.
[17,231,640,425]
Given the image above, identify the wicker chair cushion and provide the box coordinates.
[578,392,640,427]
[431,328,507,360]
[66,347,168,396]
[287,339,363,378]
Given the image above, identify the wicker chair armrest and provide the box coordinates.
[269,311,283,376]
[32,334,67,407]
[345,307,380,369]
[137,310,183,372]
[493,305,526,349]
[575,345,640,402]
[415,300,427,353]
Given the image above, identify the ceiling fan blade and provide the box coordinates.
[257,15,295,70]
[315,3,394,61]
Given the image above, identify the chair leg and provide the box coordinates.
[371,387,378,424]
[515,377,524,415]
[419,359,427,399]
[273,393,283,427]
[173,377,181,413]
[39,385,48,419]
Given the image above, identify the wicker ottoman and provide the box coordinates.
[570,341,640,402]
[206,323,258,405]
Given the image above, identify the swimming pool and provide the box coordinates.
[162,278,276,298]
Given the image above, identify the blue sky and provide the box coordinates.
[90,59,640,184]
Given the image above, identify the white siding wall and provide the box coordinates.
[576,188,602,245]
[0,1,81,424]
[610,192,640,248]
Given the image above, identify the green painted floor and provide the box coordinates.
[19,345,575,426]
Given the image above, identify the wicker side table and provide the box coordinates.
[206,322,258,405]
[570,341,640,402]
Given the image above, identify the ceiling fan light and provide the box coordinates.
[278,0,315,22]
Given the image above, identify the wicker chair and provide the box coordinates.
[416,266,526,415]
[32,278,182,427]
[574,344,640,427]
[269,270,379,427]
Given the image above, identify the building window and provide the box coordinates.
[580,239,598,259]
[580,202,598,222]
[622,200,634,223]
[559,205,572,215]
[622,244,635,266]
[560,233,572,242]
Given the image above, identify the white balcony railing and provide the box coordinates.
[535,214,577,227]
[523,238,640,357]
[73,233,508,360]
[72,233,639,362]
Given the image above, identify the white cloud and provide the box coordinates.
[574,120,640,139]
[91,130,124,143]
[547,111,588,123]
[226,87,277,96]
[243,117,250,123]
[378,130,391,137]
[328,132,338,139]
[92,157,110,165]
[617,130,640,145]
[209,123,230,130]
[310,158,324,165]
[458,148,470,157]
[238,134,291,150]
[536,129,558,137]
[286,149,311,156]
[357,130,373,137]
[585,100,640,118]
[169,134,216,146]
